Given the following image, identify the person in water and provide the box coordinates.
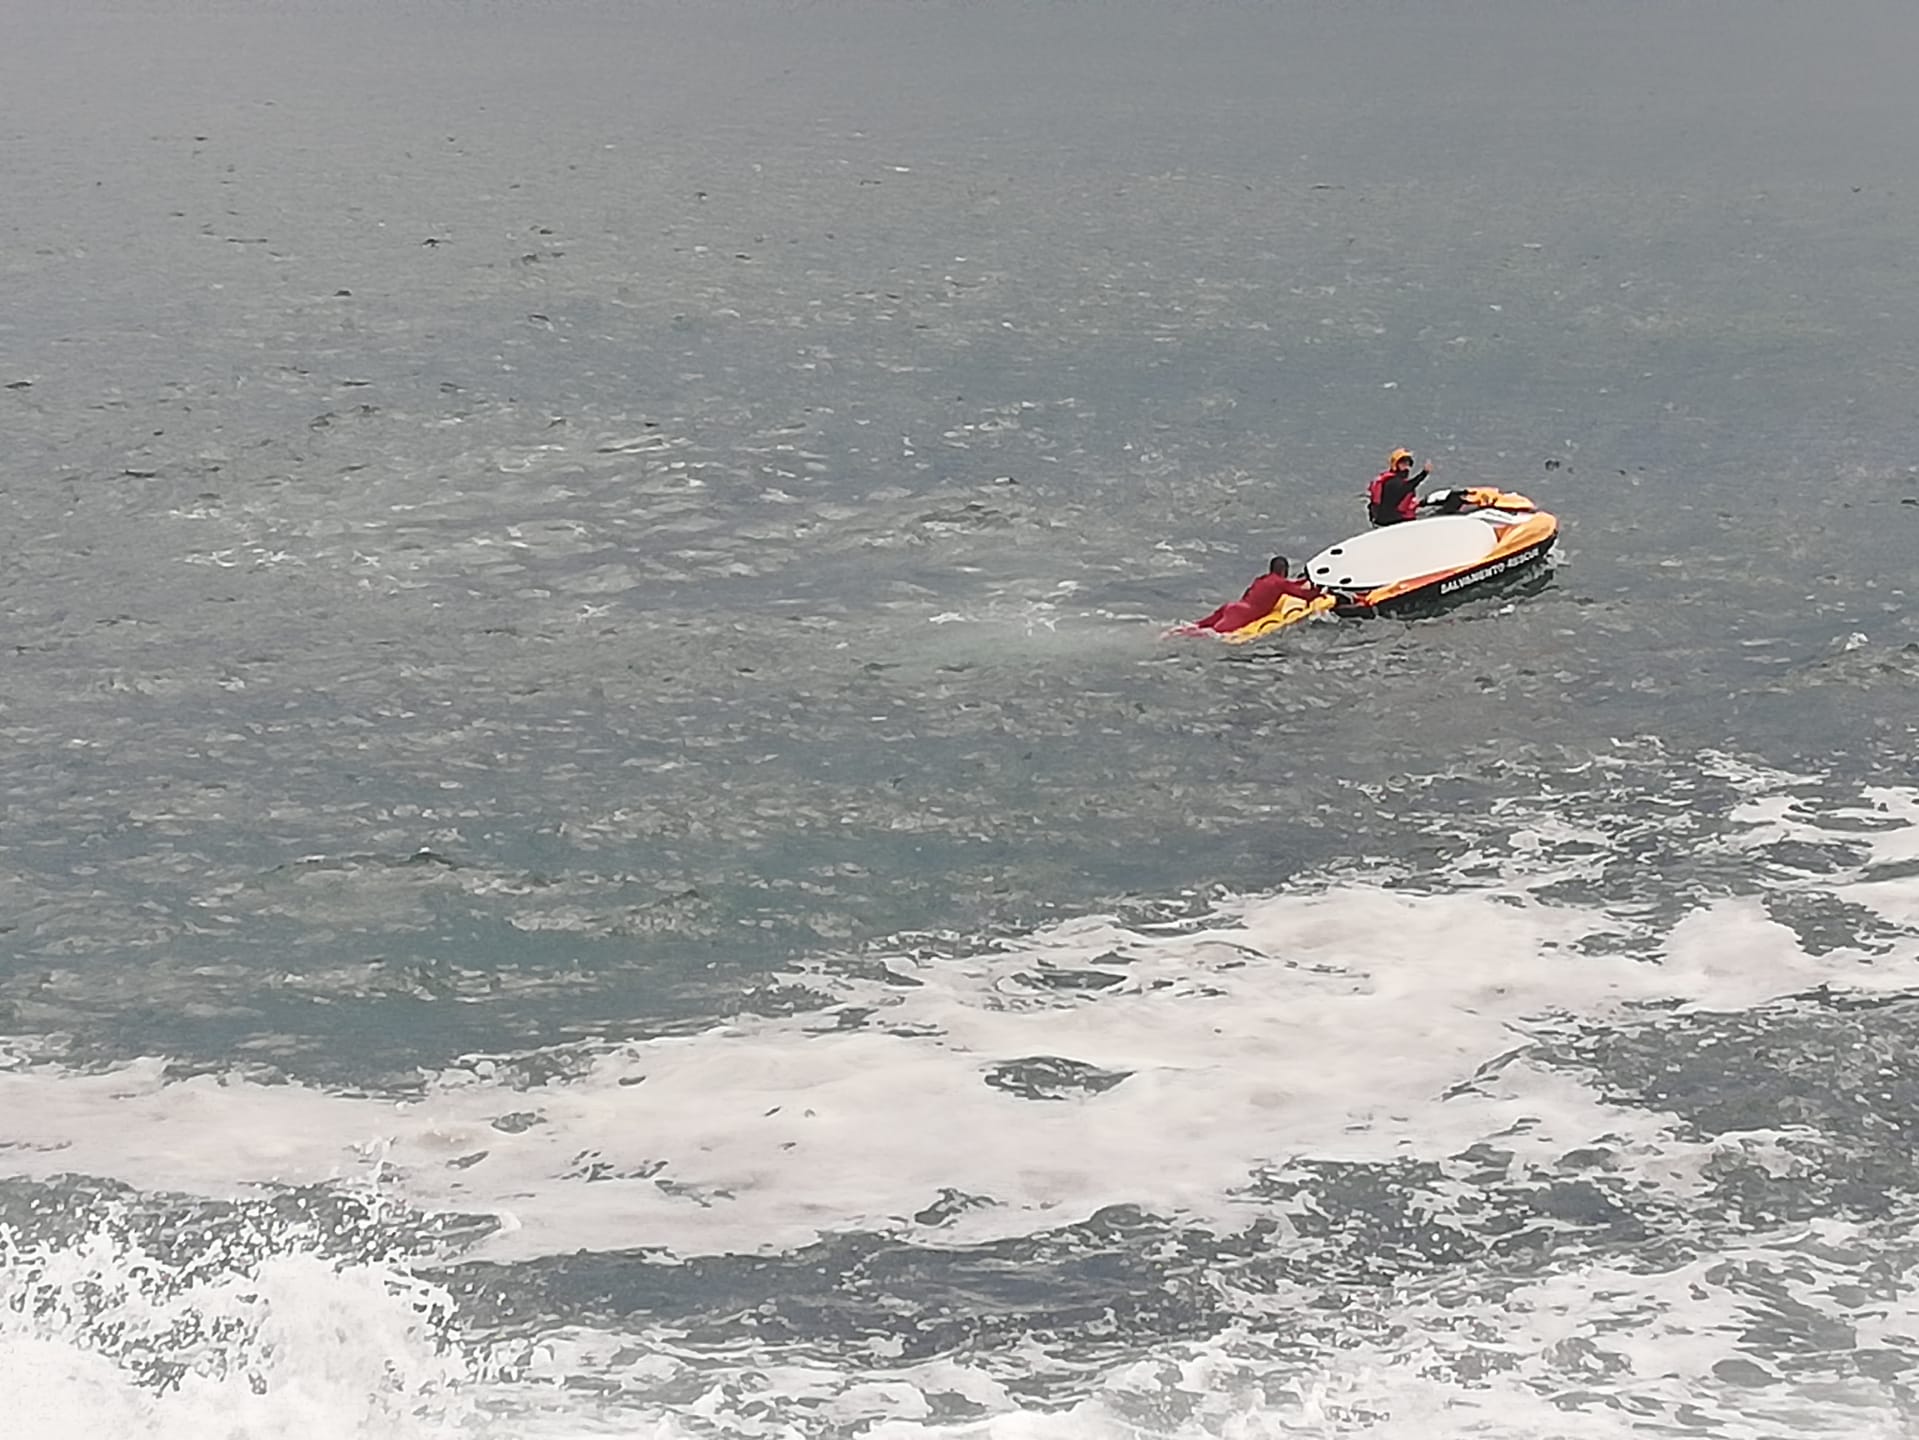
[1368,448,1435,526]
[1191,556,1322,633]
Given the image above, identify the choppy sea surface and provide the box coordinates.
[5,2,1919,1435]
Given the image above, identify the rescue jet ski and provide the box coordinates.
[1307,486,1556,617]
[1186,487,1556,642]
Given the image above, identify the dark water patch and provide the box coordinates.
[453,1205,1227,1365]
[1236,1153,1656,1288]
[1548,994,1919,1223]
[0,1172,493,1272]
[448,1146,1690,1387]
[1013,963,1131,994]
[1764,890,1915,957]
[981,1056,1132,1102]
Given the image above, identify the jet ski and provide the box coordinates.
[1306,487,1557,618]
[1176,487,1555,642]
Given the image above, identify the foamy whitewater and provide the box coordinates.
[8,755,1919,1436]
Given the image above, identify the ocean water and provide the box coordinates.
[5,1,1919,1435]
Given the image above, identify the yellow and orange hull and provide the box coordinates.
[1213,592,1338,642]
[1349,507,1557,614]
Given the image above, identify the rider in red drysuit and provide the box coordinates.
[1368,448,1433,526]
[1192,556,1322,633]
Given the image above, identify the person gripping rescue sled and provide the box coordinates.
[1367,448,1434,526]
[1190,556,1322,633]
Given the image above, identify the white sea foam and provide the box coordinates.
[15,1217,1916,1440]
[4,781,1919,1267]
[0,888,1708,1262]
[6,772,1919,1438]
[1,1223,476,1440]
[481,1209,1919,1438]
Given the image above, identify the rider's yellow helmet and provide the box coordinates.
[1388,448,1414,467]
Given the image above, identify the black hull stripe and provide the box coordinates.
[1367,536,1557,615]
